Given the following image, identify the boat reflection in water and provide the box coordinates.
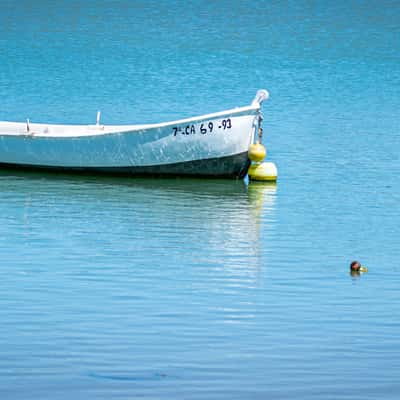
[1,170,278,389]
[1,169,276,286]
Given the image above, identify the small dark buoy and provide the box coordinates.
[350,260,368,273]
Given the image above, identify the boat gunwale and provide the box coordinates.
[0,103,261,138]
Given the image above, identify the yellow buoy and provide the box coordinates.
[248,161,278,181]
[248,142,266,163]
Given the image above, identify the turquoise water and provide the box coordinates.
[1,1,400,399]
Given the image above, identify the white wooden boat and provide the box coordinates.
[0,90,269,178]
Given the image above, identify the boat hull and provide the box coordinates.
[0,93,266,178]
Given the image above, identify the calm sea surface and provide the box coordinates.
[1,1,399,399]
